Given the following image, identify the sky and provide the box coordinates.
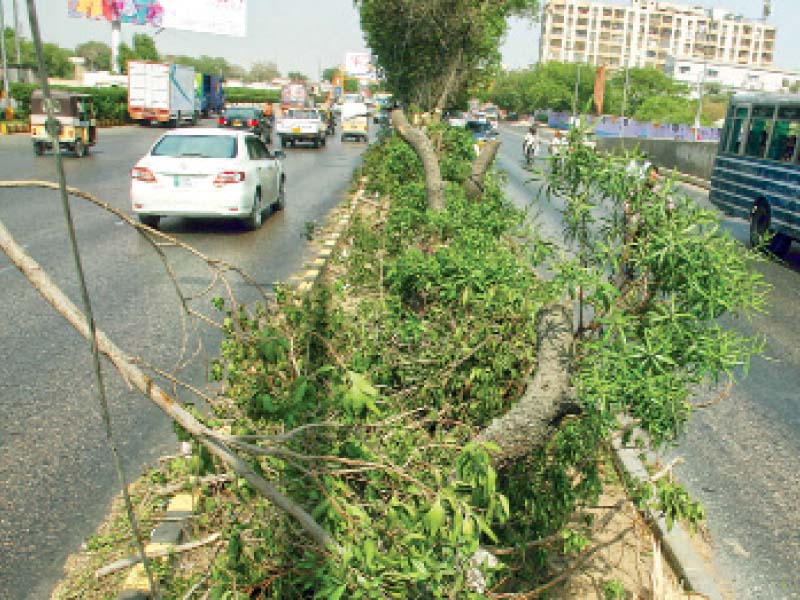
[1,0,798,77]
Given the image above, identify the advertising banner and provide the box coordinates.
[67,0,247,36]
[161,0,247,37]
[345,52,373,78]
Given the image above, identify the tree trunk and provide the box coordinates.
[390,108,445,211]
[477,300,575,462]
[465,139,501,201]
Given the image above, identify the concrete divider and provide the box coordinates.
[597,137,718,182]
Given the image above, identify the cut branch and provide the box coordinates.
[0,219,340,555]
[390,108,445,211]
[95,533,221,578]
[466,139,501,201]
[477,300,575,462]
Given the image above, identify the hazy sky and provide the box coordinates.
[2,0,797,77]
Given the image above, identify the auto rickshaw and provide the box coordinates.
[30,90,97,157]
[340,102,369,142]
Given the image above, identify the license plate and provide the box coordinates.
[173,175,195,188]
[233,120,242,126]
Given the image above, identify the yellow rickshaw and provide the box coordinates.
[30,90,97,157]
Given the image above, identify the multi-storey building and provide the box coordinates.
[540,0,776,70]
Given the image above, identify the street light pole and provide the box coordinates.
[620,59,629,138]
[12,0,21,64]
[1,0,12,119]
[693,27,708,141]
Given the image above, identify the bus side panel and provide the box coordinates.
[710,154,800,239]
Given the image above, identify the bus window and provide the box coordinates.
[767,120,799,161]
[727,117,746,154]
[745,119,770,158]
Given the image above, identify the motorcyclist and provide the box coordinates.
[523,125,539,161]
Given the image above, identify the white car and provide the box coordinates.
[131,128,285,230]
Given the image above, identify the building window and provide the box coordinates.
[679,66,691,74]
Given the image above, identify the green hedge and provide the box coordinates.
[223,87,280,104]
[7,83,129,122]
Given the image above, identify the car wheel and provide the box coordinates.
[274,178,285,211]
[33,142,44,156]
[246,190,263,230]
[138,215,160,229]
[74,139,85,158]
[312,138,320,149]
[750,200,791,257]
[280,137,286,148]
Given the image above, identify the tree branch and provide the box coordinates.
[466,139,501,201]
[0,218,340,555]
[477,300,575,462]
[390,108,445,211]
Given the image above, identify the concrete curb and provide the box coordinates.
[611,436,724,600]
[116,492,196,600]
[287,179,366,294]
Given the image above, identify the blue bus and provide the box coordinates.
[710,93,800,256]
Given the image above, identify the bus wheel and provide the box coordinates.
[750,201,791,257]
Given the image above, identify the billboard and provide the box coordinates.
[345,52,373,78]
[67,0,247,36]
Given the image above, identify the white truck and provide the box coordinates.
[276,108,327,149]
[128,61,199,126]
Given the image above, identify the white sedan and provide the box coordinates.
[131,128,285,230]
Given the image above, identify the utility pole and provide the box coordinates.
[110,19,121,74]
[12,0,21,64]
[1,0,12,119]
[620,59,629,138]
[693,25,708,141]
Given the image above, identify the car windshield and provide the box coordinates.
[286,110,320,119]
[224,108,258,119]
[151,135,238,159]
[466,121,491,134]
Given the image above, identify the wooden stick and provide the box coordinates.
[95,533,222,578]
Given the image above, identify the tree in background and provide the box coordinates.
[117,34,159,73]
[166,54,246,80]
[287,70,309,82]
[603,66,688,116]
[322,66,340,83]
[246,61,280,83]
[75,41,111,72]
[356,0,539,211]
[357,0,538,114]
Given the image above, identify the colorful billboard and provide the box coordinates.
[68,0,247,36]
[345,52,374,78]
[68,1,165,26]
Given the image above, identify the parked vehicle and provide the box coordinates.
[276,108,327,148]
[341,102,369,142]
[128,61,199,126]
[30,90,97,157]
[131,128,285,231]
[218,106,271,143]
[710,92,800,257]
[196,74,225,117]
[466,118,497,154]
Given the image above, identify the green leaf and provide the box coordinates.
[426,500,446,537]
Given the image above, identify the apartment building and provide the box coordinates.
[665,57,800,97]
[540,0,776,70]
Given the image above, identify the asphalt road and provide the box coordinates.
[0,121,372,599]
[499,124,800,599]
